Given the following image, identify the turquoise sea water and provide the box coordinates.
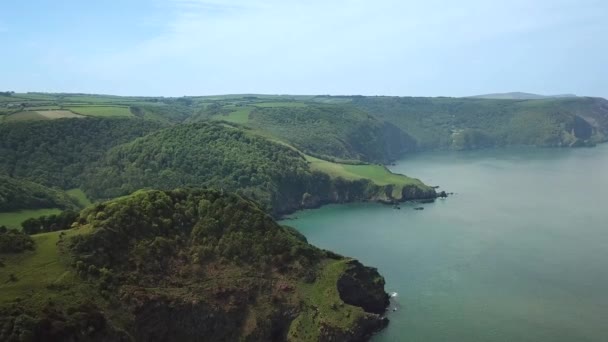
[283,145,608,341]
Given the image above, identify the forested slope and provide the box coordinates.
[0,118,165,188]
[82,123,434,215]
[0,189,390,341]
[248,104,416,163]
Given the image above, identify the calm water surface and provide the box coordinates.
[282,145,608,341]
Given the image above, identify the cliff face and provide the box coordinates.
[337,260,390,315]
[0,189,390,342]
[286,175,438,216]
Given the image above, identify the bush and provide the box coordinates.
[0,226,35,253]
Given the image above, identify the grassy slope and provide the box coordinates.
[289,259,366,340]
[0,228,86,305]
[0,209,62,230]
[66,188,92,207]
[232,123,425,191]
[306,156,420,186]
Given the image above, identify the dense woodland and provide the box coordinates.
[81,122,393,215]
[248,104,416,163]
[0,118,165,189]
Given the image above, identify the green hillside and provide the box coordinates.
[82,122,433,215]
[0,189,389,341]
[247,104,416,163]
[348,96,608,149]
[0,118,165,188]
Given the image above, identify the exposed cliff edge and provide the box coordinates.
[0,189,390,341]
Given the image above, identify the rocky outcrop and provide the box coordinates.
[337,260,390,315]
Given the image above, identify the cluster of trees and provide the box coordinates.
[71,189,323,285]
[0,226,34,253]
[0,91,14,97]
[249,104,416,163]
[0,302,124,341]
[0,175,78,212]
[0,117,165,188]
[80,123,292,212]
[21,210,79,235]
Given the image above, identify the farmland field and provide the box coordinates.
[254,102,308,108]
[68,106,133,117]
[3,111,45,122]
[37,110,83,119]
[212,107,253,123]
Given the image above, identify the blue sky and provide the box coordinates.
[0,0,606,97]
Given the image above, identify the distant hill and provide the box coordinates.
[469,92,578,100]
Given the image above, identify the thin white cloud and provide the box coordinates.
[32,0,608,96]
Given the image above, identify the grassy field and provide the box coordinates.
[0,227,91,307]
[4,111,46,122]
[37,110,83,119]
[68,106,133,117]
[306,155,421,186]
[212,107,253,123]
[0,208,62,230]
[66,188,92,207]
[254,102,308,108]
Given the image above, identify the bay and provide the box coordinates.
[282,145,608,341]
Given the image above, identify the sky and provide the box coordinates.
[0,0,606,97]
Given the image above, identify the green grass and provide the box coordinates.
[67,106,133,117]
[66,188,92,207]
[289,259,366,340]
[254,102,308,108]
[0,208,62,230]
[0,227,90,307]
[212,107,253,123]
[4,111,46,122]
[306,155,420,186]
